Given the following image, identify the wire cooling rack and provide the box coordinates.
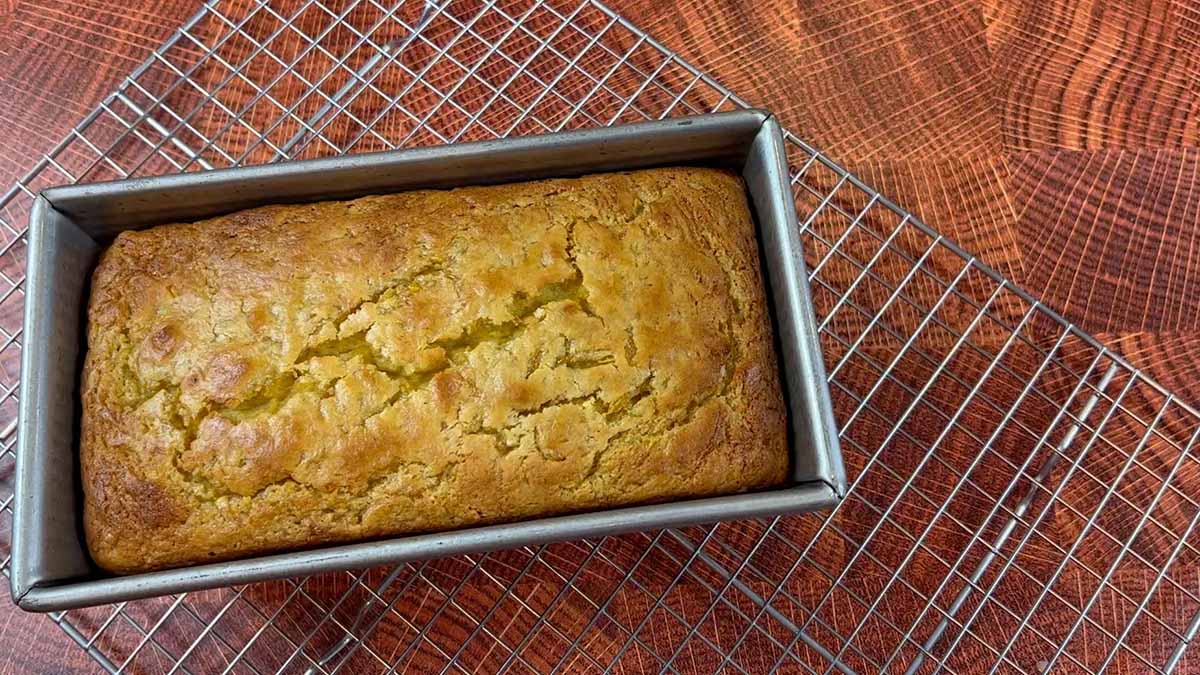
[2,0,1200,672]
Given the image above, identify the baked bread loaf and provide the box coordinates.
[82,167,789,573]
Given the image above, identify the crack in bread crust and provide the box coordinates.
[169,266,617,501]
[81,167,790,573]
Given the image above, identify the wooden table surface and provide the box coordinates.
[2,0,1198,672]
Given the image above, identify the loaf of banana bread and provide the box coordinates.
[81,166,789,573]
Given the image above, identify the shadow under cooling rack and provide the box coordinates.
[1,0,1199,673]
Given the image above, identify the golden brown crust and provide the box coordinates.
[81,167,788,573]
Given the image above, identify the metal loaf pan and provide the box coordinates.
[12,109,844,611]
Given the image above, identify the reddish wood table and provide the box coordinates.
[2,0,1197,672]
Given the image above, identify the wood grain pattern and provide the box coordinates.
[631,0,1003,162]
[1,0,1199,673]
[0,0,196,187]
[988,0,1200,151]
[1011,147,1200,333]
[850,155,1025,280]
[0,590,99,675]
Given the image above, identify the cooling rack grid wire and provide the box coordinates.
[1,0,1199,672]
